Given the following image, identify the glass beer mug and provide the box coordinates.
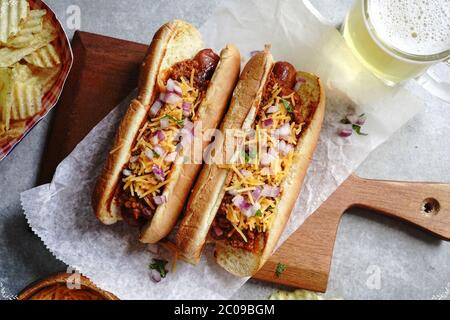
[342,0,450,102]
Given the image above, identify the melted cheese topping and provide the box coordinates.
[221,83,304,239]
[122,77,200,206]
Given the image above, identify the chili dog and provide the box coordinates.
[175,48,326,276]
[92,20,240,243]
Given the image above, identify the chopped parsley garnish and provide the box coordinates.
[152,150,160,158]
[165,115,184,127]
[149,259,169,278]
[281,99,294,113]
[243,150,257,163]
[352,124,368,136]
[275,263,287,277]
[255,210,263,217]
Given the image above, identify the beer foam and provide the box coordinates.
[368,0,450,56]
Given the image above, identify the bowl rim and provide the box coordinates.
[17,272,118,300]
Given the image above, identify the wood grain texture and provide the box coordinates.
[38,31,148,184]
[39,31,450,293]
[255,175,450,292]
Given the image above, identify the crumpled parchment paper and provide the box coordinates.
[21,0,424,300]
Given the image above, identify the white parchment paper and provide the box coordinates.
[21,0,424,300]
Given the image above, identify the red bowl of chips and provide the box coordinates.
[0,0,73,161]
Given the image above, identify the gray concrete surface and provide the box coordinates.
[1,0,449,300]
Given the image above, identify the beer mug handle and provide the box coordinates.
[416,60,450,103]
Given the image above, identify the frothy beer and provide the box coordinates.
[369,0,450,56]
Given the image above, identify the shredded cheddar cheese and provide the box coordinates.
[221,83,305,240]
[121,77,200,206]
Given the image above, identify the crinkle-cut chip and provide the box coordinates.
[269,289,325,300]
[0,24,57,67]
[0,0,29,44]
[10,81,42,120]
[32,64,61,93]
[0,67,13,130]
[11,62,33,82]
[0,119,26,146]
[24,43,60,68]
[5,9,47,48]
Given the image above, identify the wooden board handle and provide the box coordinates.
[347,176,450,240]
[256,175,450,292]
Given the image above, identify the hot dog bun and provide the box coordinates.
[176,50,326,276]
[93,20,241,244]
[175,51,274,264]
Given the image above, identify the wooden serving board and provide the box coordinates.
[39,31,450,293]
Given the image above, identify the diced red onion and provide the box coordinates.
[232,195,245,208]
[267,105,279,114]
[122,169,132,177]
[346,114,359,125]
[261,185,280,198]
[182,102,192,117]
[251,202,261,215]
[154,145,165,157]
[142,207,153,219]
[160,118,169,129]
[232,195,252,216]
[152,165,165,181]
[263,118,274,128]
[338,129,353,138]
[184,120,194,131]
[162,92,182,105]
[165,152,177,163]
[260,152,276,166]
[151,134,159,145]
[251,187,262,201]
[151,269,162,283]
[145,148,154,160]
[213,226,224,237]
[274,123,291,138]
[240,169,251,177]
[153,195,167,205]
[150,100,163,117]
[166,79,182,96]
[269,147,279,158]
[277,140,294,156]
[356,115,366,126]
[155,131,165,141]
[147,244,160,255]
[130,155,139,163]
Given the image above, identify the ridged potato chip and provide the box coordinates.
[24,43,60,68]
[10,81,42,120]
[6,9,46,48]
[0,19,57,67]
[0,0,29,43]
[0,119,26,145]
[0,67,13,130]
[30,64,61,93]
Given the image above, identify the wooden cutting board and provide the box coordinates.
[39,31,450,293]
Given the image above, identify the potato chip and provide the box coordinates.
[0,67,13,129]
[30,64,61,93]
[24,43,60,68]
[0,20,57,67]
[10,80,42,120]
[11,62,33,81]
[5,9,47,48]
[0,120,26,146]
[0,0,29,44]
